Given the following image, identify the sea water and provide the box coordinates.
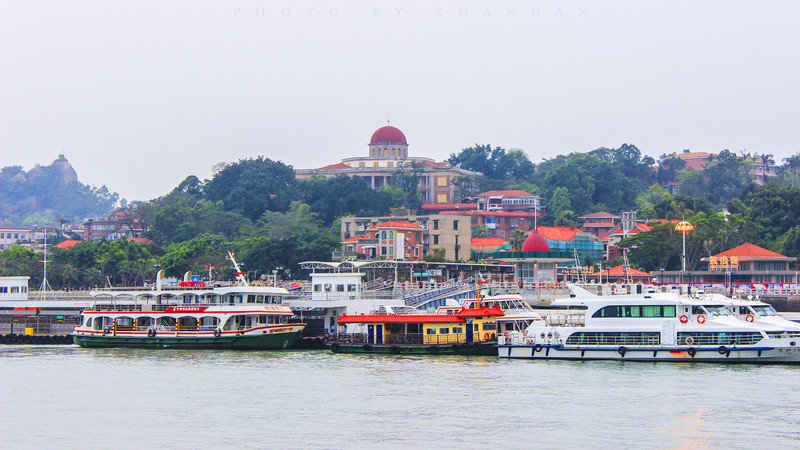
[1,345,798,448]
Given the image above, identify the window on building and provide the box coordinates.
[453,220,458,230]
[433,235,439,245]
[436,193,447,203]
[336,285,345,292]
[437,176,447,187]
[387,162,393,167]
[358,162,365,168]
[433,220,439,230]
[373,162,379,167]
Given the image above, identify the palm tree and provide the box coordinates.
[510,229,528,251]
[783,153,800,187]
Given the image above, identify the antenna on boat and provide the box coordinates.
[228,250,249,287]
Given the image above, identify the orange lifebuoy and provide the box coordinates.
[745,314,754,322]
[518,280,524,288]
[697,314,706,324]
[679,315,689,324]
[483,332,490,340]
[503,331,509,338]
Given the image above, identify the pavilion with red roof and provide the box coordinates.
[661,243,797,285]
[294,124,479,204]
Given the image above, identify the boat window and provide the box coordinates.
[347,284,357,292]
[702,305,731,316]
[247,295,256,303]
[235,295,243,304]
[199,316,218,330]
[677,331,762,345]
[426,328,437,335]
[439,327,450,334]
[452,326,463,334]
[314,284,322,292]
[259,315,267,324]
[178,316,198,329]
[160,317,176,327]
[593,305,676,318]
[483,322,497,330]
[267,316,274,324]
[256,295,264,303]
[752,306,779,317]
[691,306,705,315]
[115,317,134,327]
[566,332,660,346]
[86,317,92,327]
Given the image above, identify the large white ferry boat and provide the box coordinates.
[72,253,305,349]
[497,290,800,363]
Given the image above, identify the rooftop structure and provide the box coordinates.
[295,124,479,204]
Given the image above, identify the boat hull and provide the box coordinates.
[73,326,304,350]
[497,343,800,364]
[329,341,496,356]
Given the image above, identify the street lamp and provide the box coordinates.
[675,221,694,286]
[272,269,278,287]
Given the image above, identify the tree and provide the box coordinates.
[471,225,491,238]
[204,157,297,221]
[447,145,535,181]
[390,160,424,210]
[510,229,527,251]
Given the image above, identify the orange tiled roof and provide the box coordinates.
[476,190,534,197]
[317,163,351,170]
[599,265,651,277]
[580,211,620,219]
[714,243,789,259]
[420,203,478,210]
[55,240,82,249]
[129,237,152,245]
[536,226,585,241]
[368,221,423,230]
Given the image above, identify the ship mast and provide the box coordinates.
[228,251,249,287]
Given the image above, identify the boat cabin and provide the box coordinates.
[336,306,504,345]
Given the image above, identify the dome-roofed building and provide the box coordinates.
[296,123,479,204]
[521,229,550,252]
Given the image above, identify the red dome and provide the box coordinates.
[370,126,407,144]
[521,230,550,252]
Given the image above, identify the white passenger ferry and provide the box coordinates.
[72,253,305,349]
[497,290,800,363]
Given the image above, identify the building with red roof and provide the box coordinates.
[536,226,603,263]
[595,265,652,283]
[55,240,82,249]
[341,220,427,261]
[340,211,471,262]
[661,243,797,285]
[295,124,479,203]
[660,151,776,185]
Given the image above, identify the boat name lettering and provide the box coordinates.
[165,306,209,313]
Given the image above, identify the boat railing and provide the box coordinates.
[330,332,494,345]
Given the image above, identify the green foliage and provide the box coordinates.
[471,225,491,238]
[0,162,118,225]
[299,175,399,225]
[447,145,535,181]
[677,149,754,205]
[775,226,800,261]
[390,160,424,210]
[510,229,528,251]
[744,184,800,242]
[652,194,715,220]
[204,157,297,221]
[146,200,255,245]
[423,248,447,262]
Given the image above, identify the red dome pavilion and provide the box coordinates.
[521,229,550,252]
[370,126,407,144]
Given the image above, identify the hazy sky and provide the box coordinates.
[2,0,798,202]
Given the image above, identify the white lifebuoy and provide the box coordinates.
[697,315,706,324]
[745,314,754,322]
